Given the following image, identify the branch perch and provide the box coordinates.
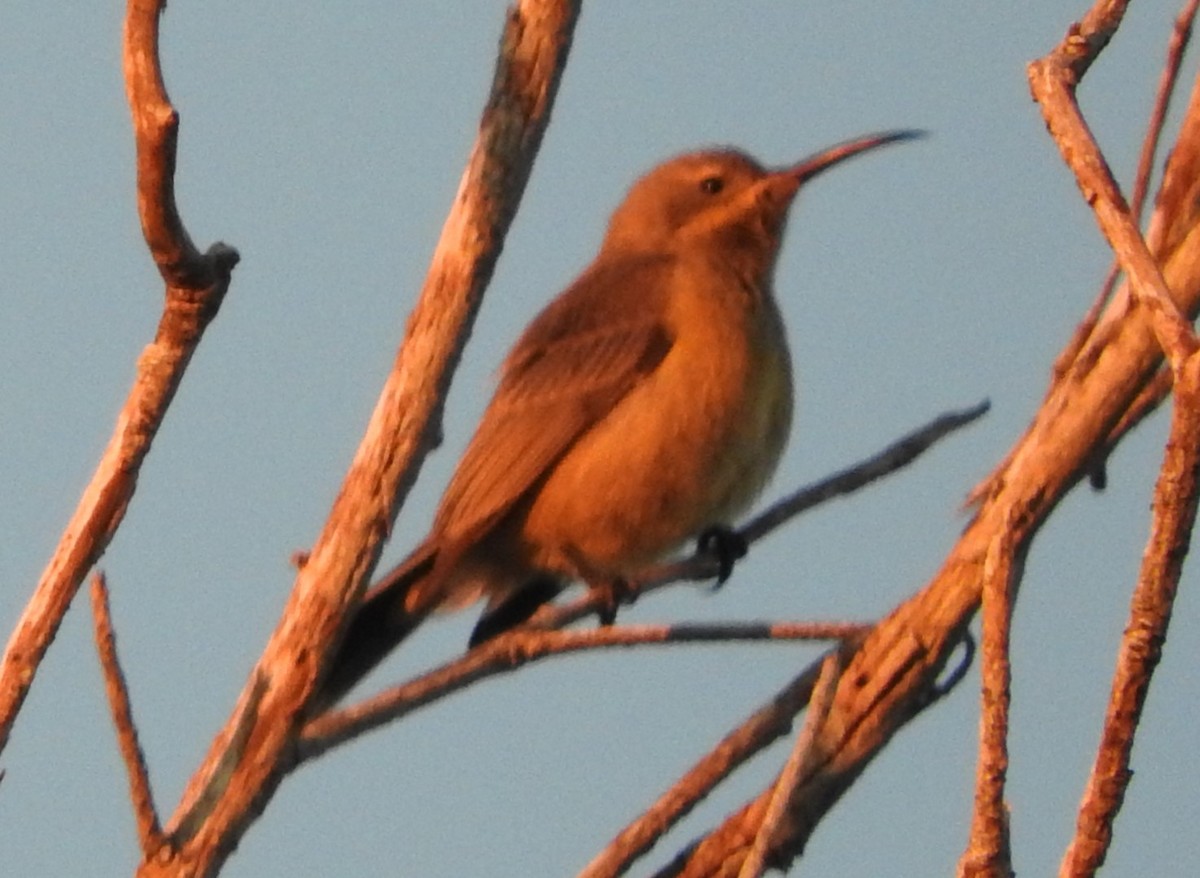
[535,400,990,634]
[300,621,868,760]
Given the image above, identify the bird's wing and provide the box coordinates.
[431,253,677,545]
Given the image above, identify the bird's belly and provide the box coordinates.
[517,314,792,577]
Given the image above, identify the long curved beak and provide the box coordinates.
[788,129,926,184]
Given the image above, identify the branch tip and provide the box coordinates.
[89,572,165,855]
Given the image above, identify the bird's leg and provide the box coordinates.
[592,575,638,626]
[563,546,639,627]
[697,524,748,587]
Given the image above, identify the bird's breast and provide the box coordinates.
[673,275,794,520]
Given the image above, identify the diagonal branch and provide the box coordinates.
[304,399,984,733]
[0,0,240,753]
[1131,0,1199,227]
[310,399,987,713]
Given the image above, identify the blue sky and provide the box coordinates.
[2,3,1198,876]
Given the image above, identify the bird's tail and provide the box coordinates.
[315,543,441,711]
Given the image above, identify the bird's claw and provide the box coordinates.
[698,525,748,587]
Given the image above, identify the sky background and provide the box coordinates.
[3,2,1199,876]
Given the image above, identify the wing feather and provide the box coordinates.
[431,253,677,544]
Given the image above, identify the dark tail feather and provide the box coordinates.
[315,545,438,711]
[468,577,563,647]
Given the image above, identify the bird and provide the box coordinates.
[319,129,921,707]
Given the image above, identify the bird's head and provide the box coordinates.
[601,130,924,269]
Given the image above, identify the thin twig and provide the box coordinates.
[957,522,1017,878]
[90,573,165,857]
[1060,349,1200,877]
[653,606,975,878]
[737,652,843,878]
[743,401,990,544]
[1051,262,1122,387]
[301,621,868,760]
[1144,0,1200,257]
[1132,0,1198,225]
[0,0,239,754]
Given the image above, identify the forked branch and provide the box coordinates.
[0,0,239,753]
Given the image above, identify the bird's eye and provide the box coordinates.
[699,176,724,195]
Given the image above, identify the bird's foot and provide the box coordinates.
[697,525,748,588]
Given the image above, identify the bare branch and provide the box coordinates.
[970,14,1200,512]
[90,573,165,857]
[741,401,990,545]
[1051,260,1119,396]
[649,622,967,878]
[1059,349,1200,876]
[315,398,985,722]
[300,621,867,761]
[957,523,1017,878]
[1100,366,1174,456]
[1146,74,1200,258]
[309,399,984,743]
[0,0,239,752]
